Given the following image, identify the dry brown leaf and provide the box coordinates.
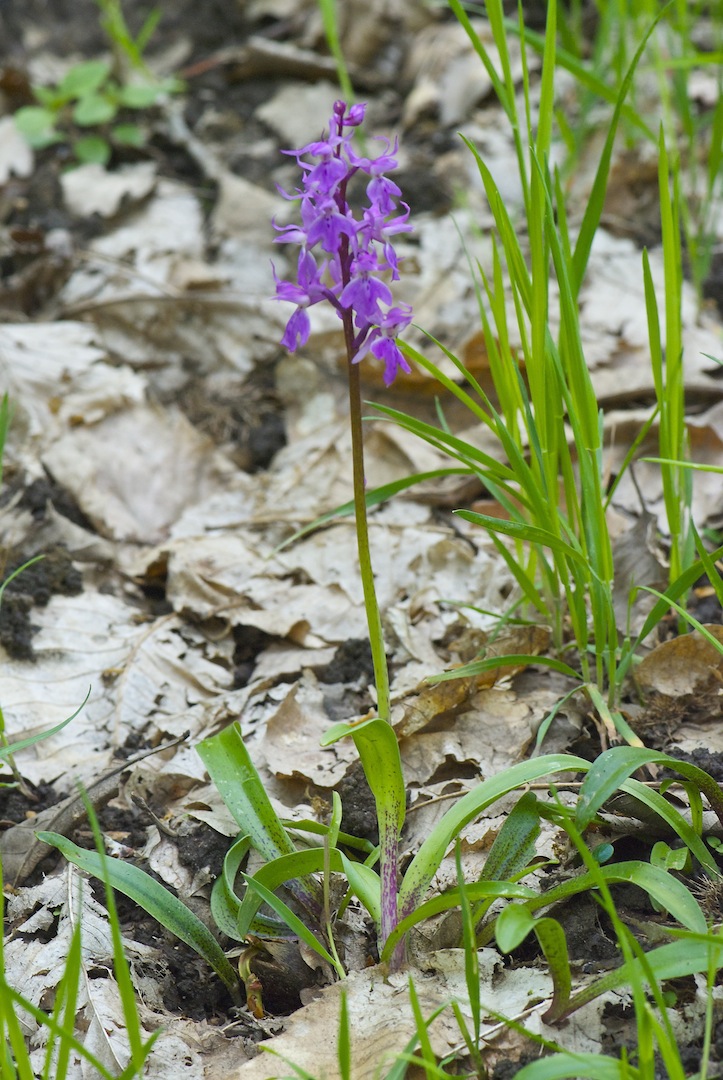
[636,626,723,720]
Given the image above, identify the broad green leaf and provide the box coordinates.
[398,754,590,916]
[117,83,160,108]
[111,123,145,147]
[523,861,707,934]
[381,879,537,965]
[37,832,241,1002]
[13,106,60,148]
[496,904,537,952]
[74,135,111,166]
[59,61,110,99]
[496,906,571,1022]
[514,1051,639,1080]
[197,723,296,862]
[576,746,723,833]
[72,93,116,127]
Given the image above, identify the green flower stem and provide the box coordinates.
[343,312,391,725]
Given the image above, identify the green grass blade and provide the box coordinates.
[572,5,670,292]
[37,831,242,1003]
[0,688,89,761]
[240,873,342,974]
[429,652,583,685]
[274,468,472,551]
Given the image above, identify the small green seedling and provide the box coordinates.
[14,59,180,166]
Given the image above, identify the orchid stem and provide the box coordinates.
[344,316,391,724]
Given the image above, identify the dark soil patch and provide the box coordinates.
[0,544,83,659]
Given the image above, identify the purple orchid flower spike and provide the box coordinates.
[273,100,413,386]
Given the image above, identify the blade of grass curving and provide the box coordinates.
[235,846,347,939]
[503,17,654,140]
[559,931,723,1020]
[637,585,723,652]
[274,468,470,552]
[240,873,342,975]
[571,4,670,292]
[604,403,660,510]
[37,831,242,1004]
[429,653,583,685]
[0,688,89,761]
[371,403,519,488]
[616,543,723,687]
[520,860,706,934]
[693,526,723,607]
[454,510,589,567]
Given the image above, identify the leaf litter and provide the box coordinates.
[1,0,723,1075]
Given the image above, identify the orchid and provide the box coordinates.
[274,99,412,386]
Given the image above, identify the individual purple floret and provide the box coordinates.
[273,100,413,386]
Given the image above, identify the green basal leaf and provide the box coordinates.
[210,833,284,941]
[112,123,145,147]
[399,753,590,916]
[197,722,297,862]
[480,790,541,883]
[234,847,342,939]
[13,106,60,147]
[37,832,241,1003]
[59,61,110,100]
[576,746,723,833]
[340,854,381,927]
[381,879,537,965]
[321,717,405,835]
[74,135,111,166]
[72,93,116,127]
[117,83,161,108]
